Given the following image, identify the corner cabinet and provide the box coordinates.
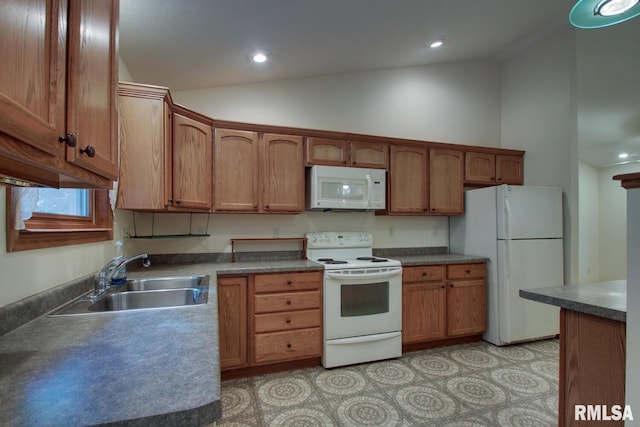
[402,262,486,349]
[172,108,213,211]
[214,128,304,213]
[0,0,119,188]
[117,83,213,212]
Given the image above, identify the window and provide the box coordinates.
[6,188,113,252]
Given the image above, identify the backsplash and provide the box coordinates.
[116,210,449,256]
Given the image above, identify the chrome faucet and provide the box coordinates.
[94,253,151,298]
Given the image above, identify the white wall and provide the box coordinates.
[499,27,579,283]
[578,161,600,283]
[174,60,501,147]
[0,187,115,307]
[598,163,640,281]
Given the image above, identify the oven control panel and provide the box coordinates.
[306,232,373,248]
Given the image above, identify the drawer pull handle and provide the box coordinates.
[286,319,291,324]
[287,343,292,348]
[286,300,292,305]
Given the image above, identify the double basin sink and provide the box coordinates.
[50,275,209,316]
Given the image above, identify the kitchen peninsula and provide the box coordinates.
[520,280,627,427]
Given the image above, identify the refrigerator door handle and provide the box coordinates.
[504,239,511,279]
[504,196,512,240]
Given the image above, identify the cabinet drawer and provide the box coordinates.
[255,309,321,333]
[447,263,486,279]
[254,290,321,314]
[254,328,322,364]
[403,265,445,283]
[254,271,322,293]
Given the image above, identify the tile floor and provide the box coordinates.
[218,339,559,426]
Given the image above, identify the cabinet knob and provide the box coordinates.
[421,272,427,276]
[79,145,96,158]
[175,200,182,205]
[253,204,258,209]
[286,319,291,324]
[287,280,292,285]
[497,178,502,181]
[431,208,436,211]
[58,133,76,147]
[449,284,454,288]
[265,204,270,209]
[441,285,445,289]
[287,343,292,348]
[286,299,292,305]
[465,270,471,274]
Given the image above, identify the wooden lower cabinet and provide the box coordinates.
[402,263,487,347]
[559,309,626,427]
[252,272,323,365]
[217,277,248,370]
[218,271,323,376]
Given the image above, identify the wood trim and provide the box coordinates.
[221,357,321,381]
[613,172,640,189]
[402,335,482,353]
[6,188,113,252]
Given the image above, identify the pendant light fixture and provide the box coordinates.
[570,0,640,28]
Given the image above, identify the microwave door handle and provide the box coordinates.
[326,269,402,280]
[366,173,373,206]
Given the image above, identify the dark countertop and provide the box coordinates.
[0,255,483,426]
[520,280,626,322]
[392,253,489,266]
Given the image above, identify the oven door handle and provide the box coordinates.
[326,269,402,281]
[326,331,401,345]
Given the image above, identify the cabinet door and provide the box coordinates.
[172,113,213,210]
[429,149,464,215]
[65,0,119,180]
[465,152,495,184]
[350,141,388,169]
[447,279,486,337]
[0,0,67,157]
[496,155,523,185]
[117,87,171,210]
[218,277,248,370]
[402,282,447,343]
[214,129,259,211]
[306,137,348,166]
[261,133,304,212]
[389,144,428,214]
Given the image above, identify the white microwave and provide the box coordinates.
[307,165,386,211]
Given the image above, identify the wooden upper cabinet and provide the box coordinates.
[388,144,429,214]
[172,111,213,211]
[214,129,260,211]
[305,137,348,166]
[261,133,305,212]
[117,84,172,210]
[465,152,496,184]
[429,149,464,215]
[0,0,67,158]
[0,0,118,187]
[496,154,523,185]
[465,152,524,186]
[65,0,119,180]
[350,141,388,169]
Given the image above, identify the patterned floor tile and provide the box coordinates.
[218,339,559,427]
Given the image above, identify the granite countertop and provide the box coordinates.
[392,253,489,266]
[0,255,484,426]
[520,280,626,322]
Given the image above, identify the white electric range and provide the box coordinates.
[306,232,402,368]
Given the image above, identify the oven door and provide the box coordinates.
[324,267,402,340]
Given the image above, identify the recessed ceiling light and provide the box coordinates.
[618,152,630,159]
[569,0,640,28]
[429,39,444,48]
[252,52,268,63]
[595,0,639,16]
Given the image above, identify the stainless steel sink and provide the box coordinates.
[89,288,207,311]
[124,275,208,291]
[49,275,209,316]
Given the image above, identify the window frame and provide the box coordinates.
[6,188,113,252]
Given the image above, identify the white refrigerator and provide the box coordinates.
[450,185,564,346]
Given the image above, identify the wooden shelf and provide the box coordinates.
[230,238,307,262]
